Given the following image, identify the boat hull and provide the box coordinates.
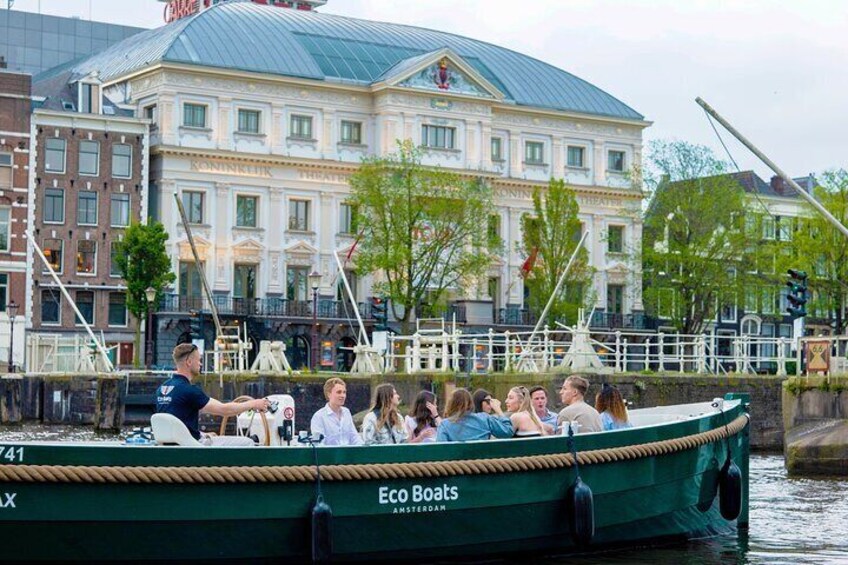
[0,398,750,561]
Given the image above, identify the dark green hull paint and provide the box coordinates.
[0,400,750,562]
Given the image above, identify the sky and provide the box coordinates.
[6,0,847,181]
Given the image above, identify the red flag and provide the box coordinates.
[521,247,538,278]
[344,230,364,265]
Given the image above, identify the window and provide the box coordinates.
[110,240,124,277]
[608,150,626,172]
[45,138,66,173]
[112,144,132,178]
[182,191,204,224]
[110,194,130,227]
[744,287,758,313]
[491,137,503,161]
[567,146,585,168]
[41,289,61,324]
[777,217,792,241]
[79,140,99,176]
[78,192,98,225]
[144,104,157,126]
[525,141,544,164]
[289,199,310,231]
[75,290,94,325]
[77,240,97,275]
[233,264,257,299]
[0,207,8,252]
[290,114,313,139]
[80,83,94,114]
[237,109,261,134]
[340,120,362,144]
[108,292,127,326]
[607,284,624,315]
[287,266,309,301]
[44,188,65,223]
[488,214,501,242]
[762,216,775,240]
[179,261,205,299]
[236,195,257,228]
[0,152,11,189]
[339,202,358,234]
[183,103,207,128]
[421,125,455,149]
[0,274,6,313]
[761,288,778,315]
[607,225,624,253]
[43,239,63,273]
[720,297,737,323]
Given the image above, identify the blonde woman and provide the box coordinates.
[504,386,547,438]
[361,383,408,445]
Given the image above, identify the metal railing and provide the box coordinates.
[158,293,377,320]
[382,326,798,375]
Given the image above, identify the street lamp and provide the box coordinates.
[7,301,18,373]
[308,270,322,371]
[145,287,157,369]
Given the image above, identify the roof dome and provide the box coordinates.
[70,2,643,120]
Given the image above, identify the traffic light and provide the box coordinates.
[188,310,203,337]
[786,269,808,320]
[371,296,388,331]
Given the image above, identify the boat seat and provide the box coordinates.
[151,413,202,446]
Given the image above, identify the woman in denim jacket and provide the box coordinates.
[436,389,513,442]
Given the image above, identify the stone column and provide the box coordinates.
[214,182,231,291]
[218,97,233,151]
[509,130,522,176]
[159,93,177,146]
[322,109,335,158]
[593,143,606,186]
[552,136,564,178]
[271,102,285,154]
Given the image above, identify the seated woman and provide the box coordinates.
[436,389,513,442]
[405,390,441,443]
[472,388,494,414]
[595,384,633,431]
[361,383,408,445]
[504,386,547,438]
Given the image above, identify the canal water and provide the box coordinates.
[1,426,845,564]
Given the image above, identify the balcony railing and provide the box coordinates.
[158,294,377,320]
[495,307,537,326]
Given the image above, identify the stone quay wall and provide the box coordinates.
[0,371,783,449]
[782,376,848,475]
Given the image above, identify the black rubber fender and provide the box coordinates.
[568,476,595,546]
[312,497,333,562]
[719,458,742,521]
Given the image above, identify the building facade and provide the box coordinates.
[26,76,149,368]
[0,68,31,371]
[47,2,649,369]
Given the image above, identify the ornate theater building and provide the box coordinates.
[39,1,649,369]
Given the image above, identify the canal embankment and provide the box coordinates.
[0,371,784,449]
[782,375,848,476]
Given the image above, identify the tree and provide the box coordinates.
[642,140,761,334]
[780,169,848,332]
[349,141,497,331]
[114,221,176,367]
[520,179,594,325]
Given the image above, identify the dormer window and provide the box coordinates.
[78,80,101,114]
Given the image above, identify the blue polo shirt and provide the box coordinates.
[155,374,210,440]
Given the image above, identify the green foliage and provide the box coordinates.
[349,141,497,328]
[114,221,176,366]
[520,179,594,325]
[642,140,763,334]
[775,169,848,331]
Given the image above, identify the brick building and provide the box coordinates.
[0,67,30,371]
[28,73,149,367]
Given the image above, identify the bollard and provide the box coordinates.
[0,375,23,424]
[94,376,125,430]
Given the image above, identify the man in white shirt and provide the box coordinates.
[310,377,363,446]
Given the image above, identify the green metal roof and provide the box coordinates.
[68,1,644,120]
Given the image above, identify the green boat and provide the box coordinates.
[0,394,749,562]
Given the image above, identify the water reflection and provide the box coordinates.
[0,427,845,563]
